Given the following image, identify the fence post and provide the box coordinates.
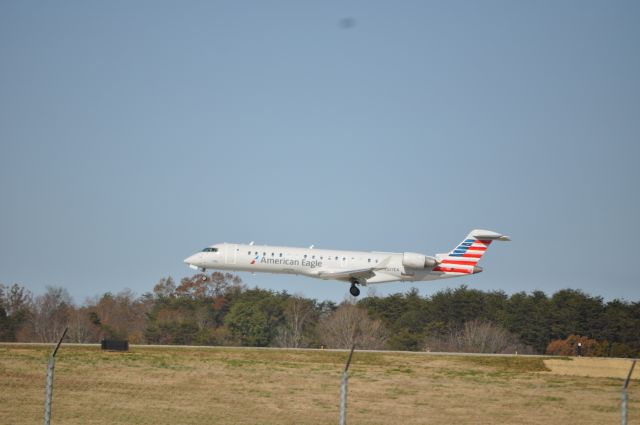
[339,344,356,425]
[43,327,68,425]
[621,359,636,425]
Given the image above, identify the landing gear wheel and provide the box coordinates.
[349,284,360,297]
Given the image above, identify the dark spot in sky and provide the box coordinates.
[339,17,356,29]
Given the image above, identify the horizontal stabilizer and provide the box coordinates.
[468,229,511,242]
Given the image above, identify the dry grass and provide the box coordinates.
[0,344,638,424]
[545,357,639,379]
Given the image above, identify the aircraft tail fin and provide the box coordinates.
[434,229,510,275]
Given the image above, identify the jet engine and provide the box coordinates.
[402,252,438,269]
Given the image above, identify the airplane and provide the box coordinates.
[183,229,510,297]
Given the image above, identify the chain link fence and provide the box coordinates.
[1,342,638,424]
[2,342,359,425]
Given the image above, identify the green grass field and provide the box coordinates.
[0,344,637,424]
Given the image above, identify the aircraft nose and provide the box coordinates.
[184,254,199,265]
[184,253,205,270]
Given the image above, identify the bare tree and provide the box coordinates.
[32,286,73,342]
[424,319,533,354]
[67,306,94,343]
[210,272,244,297]
[317,303,387,350]
[87,289,150,342]
[173,272,245,299]
[153,277,176,298]
[274,295,315,348]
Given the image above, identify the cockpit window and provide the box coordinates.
[202,247,218,253]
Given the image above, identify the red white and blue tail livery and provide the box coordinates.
[435,229,510,276]
[184,229,510,297]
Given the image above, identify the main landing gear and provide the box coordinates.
[349,280,361,297]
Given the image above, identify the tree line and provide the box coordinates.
[1,273,639,357]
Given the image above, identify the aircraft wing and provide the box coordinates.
[316,256,392,282]
[316,268,377,281]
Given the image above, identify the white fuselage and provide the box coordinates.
[184,243,456,285]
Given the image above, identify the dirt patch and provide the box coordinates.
[544,357,639,380]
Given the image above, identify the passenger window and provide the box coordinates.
[271,253,274,256]
[312,255,315,259]
[368,258,371,263]
[248,251,251,255]
[335,256,339,260]
[304,254,307,259]
[279,253,283,257]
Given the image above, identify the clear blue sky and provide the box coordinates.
[1,1,639,304]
